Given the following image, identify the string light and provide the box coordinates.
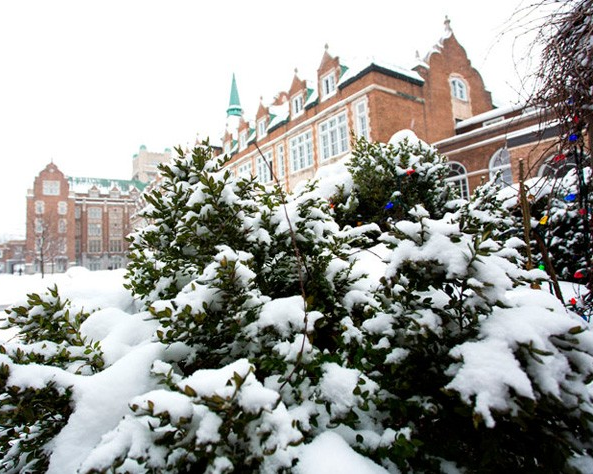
[385,201,394,210]
[564,193,577,202]
[574,270,584,279]
[406,169,415,176]
[569,133,579,142]
[539,215,549,225]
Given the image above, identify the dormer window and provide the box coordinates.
[239,131,247,151]
[224,141,231,155]
[257,118,267,139]
[321,72,336,99]
[450,77,468,101]
[292,94,304,117]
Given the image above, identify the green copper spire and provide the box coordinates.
[227,73,243,117]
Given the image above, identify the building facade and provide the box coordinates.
[220,20,495,195]
[219,19,560,200]
[25,162,146,274]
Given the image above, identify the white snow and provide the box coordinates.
[294,431,390,474]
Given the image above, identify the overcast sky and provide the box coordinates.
[0,0,535,238]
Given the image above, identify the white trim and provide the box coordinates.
[318,112,349,161]
[289,129,314,172]
[321,72,337,100]
[227,83,422,171]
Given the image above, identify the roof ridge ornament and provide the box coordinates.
[444,15,452,35]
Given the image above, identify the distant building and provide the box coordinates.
[0,239,26,274]
[132,145,173,182]
[25,162,146,274]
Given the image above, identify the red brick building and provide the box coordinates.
[220,19,558,200]
[221,20,497,195]
[25,162,146,274]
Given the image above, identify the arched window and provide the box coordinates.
[489,147,513,186]
[450,77,468,101]
[445,162,470,199]
[538,152,578,179]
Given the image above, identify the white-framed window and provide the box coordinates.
[109,208,123,238]
[257,151,273,183]
[489,148,513,185]
[75,206,81,219]
[224,141,231,155]
[354,100,369,139]
[445,162,470,199]
[88,222,102,237]
[276,144,286,178]
[88,240,102,253]
[35,201,45,214]
[109,239,123,253]
[257,118,267,139]
[319,112,349,161]
[35,218,44,234]
[450,77,468,101]
[237,160,252,177]
[239,131,247,151]
[88,207,102,220]
[292,94,304,117]
[58,218,67,234]
[289,130,314,172]
[43,180,60,196]
[321,72,336,99]
[58,201,67,215]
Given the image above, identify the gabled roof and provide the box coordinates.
[338,57,424,88]
[268,102,290,132]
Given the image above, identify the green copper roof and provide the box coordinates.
[227,73,243,117]
[67,176,147,194]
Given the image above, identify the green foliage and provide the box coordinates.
[0,362,73,473]
[334,135,454,229]
[1,285,104,373]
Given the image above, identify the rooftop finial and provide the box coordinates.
[226,73,243,118]
[294,67,298,75]
[444,15,452,33]
[324,43,329,51]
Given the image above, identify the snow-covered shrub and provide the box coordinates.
[2,133,593,473]
[360,184,593,472]
[126,142,265,304]
[333,131,455,230]
[1,285,104,373]
[0,286,103,473]
[0,370,73,474]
